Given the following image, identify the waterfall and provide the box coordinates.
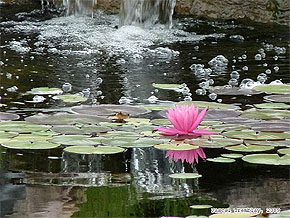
[119,0,176,28]
[62,0,97,16]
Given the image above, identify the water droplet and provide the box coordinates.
[242,66,248,71]
[96,90,102,96]
[82,88,90,98]
[230,71,240,79]
[242,54,247,59]
[265,69,271,74]
[254,54,262,61]
[263,63,268,67]
[217,99,222,103]
[116,58,126,64]
[208,93,217,100]
[257,73,267,83]
[119,96,133,104]
[273,56,278,61]
[32,95,45,103]
[195,88,206,95]
[228,78,238,86]
[274,66,279,72]
[270,80,283,85]
[95,77,103,85]
[62,82,72,92]
[7,86,18,92]
[239,78,256,89]
[184,96,192,101]
[147,95,158,103]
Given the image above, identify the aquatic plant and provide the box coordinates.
[165,148,206,164]
[155,104,217,137]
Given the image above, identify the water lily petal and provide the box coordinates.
[188,107,208,132]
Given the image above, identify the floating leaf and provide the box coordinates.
[53,94,87,103]
[253,84,290,94]
[210,86,261,96]
[190,205,213,209]
[64,145,124,154]
[223,130,290,140]
[32,131,60,136]
[253,103,290,109]
[277,148,290,155]
[187,136,242,148]
[221,153,243,158]
[140,131,160,137]
[241,108,290,119]
[225,144,274,152]
[71,104,150,116]
[25,113,110,125]
[143,105,173,111]
[0,121,51,133]
[209,213,258,218]
[0,131,19,144]
[50,135,104,146]
[200,121,222,126]
[244,139,290,147]
[152,83,183,90]
[1,140,60,149]
[100,131,140,138]
[51,125,111,135]
[0,112,20,121]
[178,101,239,110]
[27,87,63,95]
[169,173,202,179]
[125,118,151,126]
[264,94,290,103]
[154,143,199,150]
[209,124,249,132]
[207,157,236,163]
[250,120,290,132]
[242,154,290,165]
[150,119,172,125]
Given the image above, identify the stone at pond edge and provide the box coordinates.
[64,145,124,154]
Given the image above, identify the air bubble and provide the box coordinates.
[195,88,206,95]
[62,83,72,92]
[242,66,248,71]
[254,54,262,61]
[228,78,238,86]
[265,69,271,74]
[257,73,267,83]
[230,71,240,79]
[208,93,217,100]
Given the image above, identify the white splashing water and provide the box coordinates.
[62,0,97,17]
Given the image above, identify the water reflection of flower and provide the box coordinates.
[155,104,217,137]
[165,148,206,164]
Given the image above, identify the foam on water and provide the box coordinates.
[1,12,224,59]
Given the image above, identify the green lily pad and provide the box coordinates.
[225,144,274,152]
[210,86,261,96]
[50,135,104,146]
[264,94,290,103]
[244,140,290,147]
[178,101,239,110]
[187,135,242,148]
[242,154,290,165]
[100,131,140,138]
[64,145,124,154]
[140,131,160,137]
[7,134,52,142]
[249,120,290,132]
[71,104,150,116]
[207,157,236,163]
[169,173,202,179]
[221,153,243,158]
[51,125,111,135]
[25,113,110,125]
[223,130,290,140]
[1,140,60,149]
[241,108,290,119]
[99,122,124,127]
[209,124,249,132]
[150,119,172,125]
[0,121,51,133]
[200,121,222,126]
[125,118,151,126]
[253,103,290,109]
[152,83,183,90]
[143,105,173,111]
[126,138,170,148]
[277,148,290,155]
[190,205,213,209]
[27,87,63,95]
[53,94,87,103]
[0,131,19,144]
[0,112,20,121]
[154,143,199,150]
[253,84,290,94]
[32,131,60,136]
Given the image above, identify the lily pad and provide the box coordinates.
[152,83,183,90]
[125,118,151,126]
[0,121,51,133]
[1,140,60,149]
[190,205,213,209]
[51,125,111,135]
[253,84,290,94]
[253,103,290,109]
[50,135,104,146]
[120,138,170,148]
[71,104,150,116]
[64,145,124,154]
[154,143,199,150]
[100,131,140,138]
[241,108,290,119]
[143,105,173,111]
[210,86,261,96]
[209,213,258,218]
[209,124,249,132]
[53,94,87,103]
[27,87,63,95]
[250,120,290,132]
[225,144,274,152]
[277,148,290,155]
[264,94,290,103]
[187,136,242,148]
[150,119,172,125]
[221,153,243,158]
[0,131,19,144]
[207,157,236,163]
[0,112,20,121]
[25,113,110,125]
[242,154,290,165]
[140,131,160,137]
[244,140,290,147]
[223,130,290,140]
[178,101,239,110]
[169,173,202,179]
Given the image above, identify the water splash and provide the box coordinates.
[119,0,176,28]
[62,0,97,16]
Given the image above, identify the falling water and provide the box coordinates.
[62,0,97,16]
[119,0,176,28]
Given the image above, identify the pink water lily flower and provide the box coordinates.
[166,148,206,164]
[155,104,217,137]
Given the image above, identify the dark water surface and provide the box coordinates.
[0,2,290,218]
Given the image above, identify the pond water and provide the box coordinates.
[0,1,290,218]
